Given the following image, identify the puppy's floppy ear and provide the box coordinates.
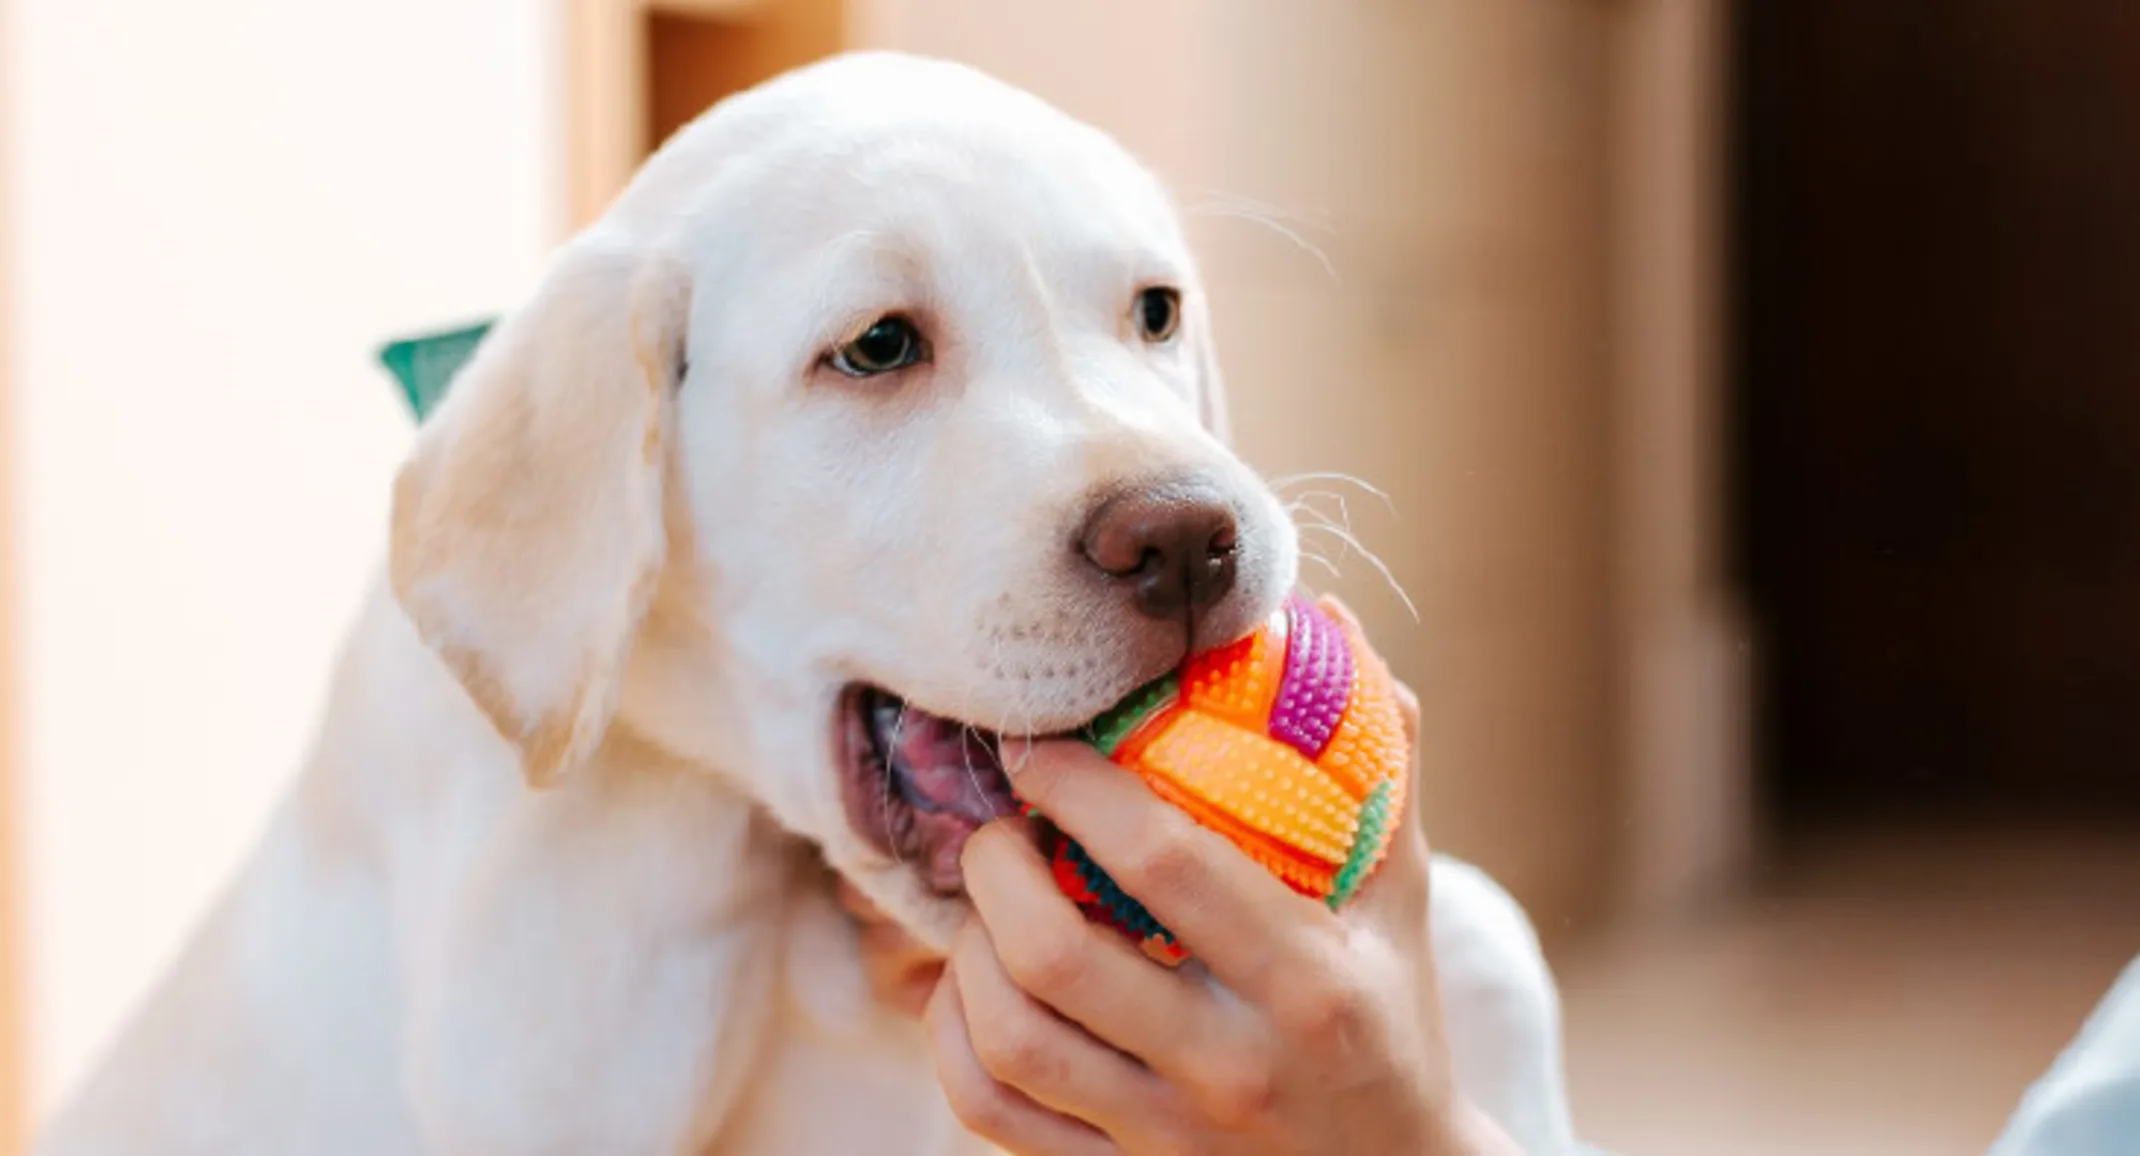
[389,233,689,787]
[1188,289,1233,445]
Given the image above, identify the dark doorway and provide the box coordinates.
[1734,3,2140,828]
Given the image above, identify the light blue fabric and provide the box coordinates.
[1990,954,2140,1155]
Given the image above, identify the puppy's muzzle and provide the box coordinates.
[1079,481,1241,623]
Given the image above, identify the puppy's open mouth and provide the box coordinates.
[838,686,1022,896]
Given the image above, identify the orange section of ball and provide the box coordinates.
[1315,637,1407,801]
[1108,698,1181,771]
[1319,614,1412,885]
[1138,772,1339,897]
[1125,711,1360,866]
[1180,622,1286,734]
[1062,598,1416,936]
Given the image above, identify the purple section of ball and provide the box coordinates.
[1269,596,1354,759]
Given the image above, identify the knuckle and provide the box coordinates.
[1276,971,1373,1045]
[1197,1050,1281,1129]
[942,1068,1020,1141]
[971,1009,1061,1089]
[1150,1125,1220,1156]
[1125,816,1206,894]
[1001,918,1093,1000]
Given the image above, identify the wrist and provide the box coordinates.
[1423,1098,1524,1156]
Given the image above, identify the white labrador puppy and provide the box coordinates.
[37,52,1577,1156]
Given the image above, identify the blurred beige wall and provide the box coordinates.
[854,0,1742,937]
[4,0,564,1117]
[1195,1,1623,937]
[0,0,24,1146]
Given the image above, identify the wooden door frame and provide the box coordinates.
[563,0,784,233]
[1606,0,1753,921]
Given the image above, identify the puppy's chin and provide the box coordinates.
[835,857,972,953]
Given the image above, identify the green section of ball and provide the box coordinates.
[1327,779,1397,909]
[1079,673,1179,757]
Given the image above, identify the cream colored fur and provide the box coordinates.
[36,52,1578,1156]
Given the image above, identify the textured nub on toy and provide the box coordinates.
[1038,594,1410,965]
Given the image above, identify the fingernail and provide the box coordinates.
[1000,736,1078,778]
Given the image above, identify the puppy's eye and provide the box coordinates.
[1135,286,1182,343]
[830,316,927,377]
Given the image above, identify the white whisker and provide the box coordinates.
[1269,471,1398,517]
[1285,491,1355,528]
[956,721,995,817]
[1299,549,1343,579]
[1279,479,1419,621]
[884,701,912,868]
[1310,521,1419,622]
[1286,497,1350,559]
[1183,194,1340,283]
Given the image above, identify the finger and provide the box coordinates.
[1005,739,1339,1006]
[961,818,1252,1080]
[927,960,1118,1156]
[948,917,1167,1132]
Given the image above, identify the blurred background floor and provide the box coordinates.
[1558,824,2140,1156]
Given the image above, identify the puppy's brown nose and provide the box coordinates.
[1080,487,1240,621]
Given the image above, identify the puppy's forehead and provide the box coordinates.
[618,53,1183,256]
[795,131,1178,255]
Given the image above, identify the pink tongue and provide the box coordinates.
[888,716,1014,826]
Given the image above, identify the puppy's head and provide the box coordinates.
[389,52,1298,946]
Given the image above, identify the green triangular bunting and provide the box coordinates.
[377,319,496,422]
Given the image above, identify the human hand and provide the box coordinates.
[923,597,1522,1155]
